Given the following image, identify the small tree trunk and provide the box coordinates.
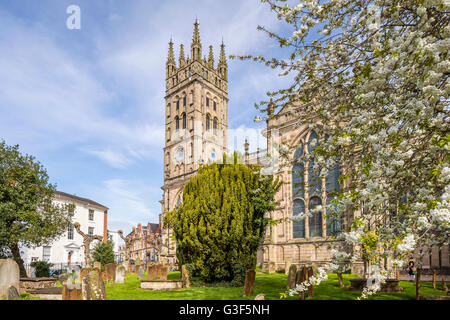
[337,272,344,288]
[415,268,421,300]
[396,270,400,280]
[432,270,436,289]
[442,278,448,292]
[10,242,27,277]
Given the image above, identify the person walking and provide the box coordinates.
[407,261,415,282]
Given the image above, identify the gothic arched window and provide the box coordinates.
[309,196,322,238]
[213,117,218,135]
[291,131,341,239]
[293,199,305,238]
[182,113,186,129]
[206,114,210,131]
[308,132,321,195]
[175,116,179,130]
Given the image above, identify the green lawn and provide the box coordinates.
[104,271,447,300]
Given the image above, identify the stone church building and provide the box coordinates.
[158,22,449,276]
[159,21,229,266]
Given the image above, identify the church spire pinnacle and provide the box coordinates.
[208,45,214,68]
[191,20,202,61]
[167,39,175,66]
[179,44,186,66]
[219,40,227,67]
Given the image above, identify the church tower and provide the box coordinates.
[160,21,228,264]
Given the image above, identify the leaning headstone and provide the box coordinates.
[147,265,157,280]
[287,265,297,289]
[137,266,145,280]
[285,260,292,275]
[7,285,19,300]
[93,261,101,270]
[82,271,106,300]
[116,265,126,284]
[0,259,20,299]
[254,293,266,300]
[268,261,276,273]
[243,269,256,296]
[105,263,116,282]
[160,265,169,280]
[181,265,190,288]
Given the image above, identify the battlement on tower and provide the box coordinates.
[166,21,228,93]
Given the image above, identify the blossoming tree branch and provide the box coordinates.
[233,0,449,299]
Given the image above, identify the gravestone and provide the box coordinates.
[268,261,276,273]
[147,265,157,280]
[138,266,145,280]
[93,261,101,270]
[135,257,141,267]
[287,264,297,289]
[243,269,256,296]
[122,261,128,272]
[105,263,116,282]
[254,293,266,300]
[7,285,19,300]
[62,283,82,300]
[0,259,20,299]
[80,268,90,282]
[181,265,190,288]
[93,267,101,277]
[285,260,292,275]
[116,265,126,284]
[295,266,307,300]
[154,263,162,279]
[160,265,169,280]
[134,265,141,274]
[307,266,314,297]
[101,271,108,281]
[81,271,106,300]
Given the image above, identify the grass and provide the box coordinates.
[104,271,448,300]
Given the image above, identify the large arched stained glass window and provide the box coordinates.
[326,196,340,236]
[292,143,304,199]
[308,132,321,195]
[309,196,322,238]
[326,164,341,235]
[293,199,305,238]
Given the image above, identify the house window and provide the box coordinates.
[88,227,94,237]
[183,96,186,106]
[42,246,51,262]
[182,113,186,129]
[176,100,180,110]
[68,224,74,240]
[206,97,210,107]
[213,101,217,111]
[175,116,180,130]
[89,209,94,221]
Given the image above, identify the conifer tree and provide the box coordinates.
[164,159,281,283]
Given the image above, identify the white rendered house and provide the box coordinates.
[20,191,108,268]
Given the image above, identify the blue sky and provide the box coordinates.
[0,0,294,233]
